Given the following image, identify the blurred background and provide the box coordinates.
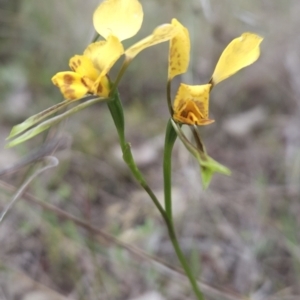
[0,0,300,299]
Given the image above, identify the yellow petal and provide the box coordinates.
[84,37,124,77]
[69,55,100,81]
[93,0,143,41]
[211,32,263,85]
[125,23,178,60]
[92,75,111,98]
[83,40,106,65]
[52,71,89,101]
[173,83,214,125]
[168,19,190,80]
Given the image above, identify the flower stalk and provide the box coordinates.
[109,91,205,300]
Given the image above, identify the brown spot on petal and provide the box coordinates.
[77,59,81,66]
[65,88,76,99]
[81,78,88,87]
[97,83,103,94]
[63,74,74,85]
[72,62,78,69]
[180,110,188,118]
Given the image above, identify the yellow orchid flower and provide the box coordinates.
[172,83,214,125]
[168,24,263,125]
[51,48,112,100]
[52,0,179,101]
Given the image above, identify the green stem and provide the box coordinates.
[191,125,206,153]
[110,58,131,95]
[163,119,177,219]
[108,92,205,300]
[123,143,166,218]
[163,120,205,299]
[167,226,205,300]
[106,92,166,217]
[167,80,173,116]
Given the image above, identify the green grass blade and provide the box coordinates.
[6,97,106,147]
[7,95,99,140]
[7,100,71,139]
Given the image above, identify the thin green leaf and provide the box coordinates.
[6,97,106,148]
[7,95,97,140]
[7,100,71,139]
